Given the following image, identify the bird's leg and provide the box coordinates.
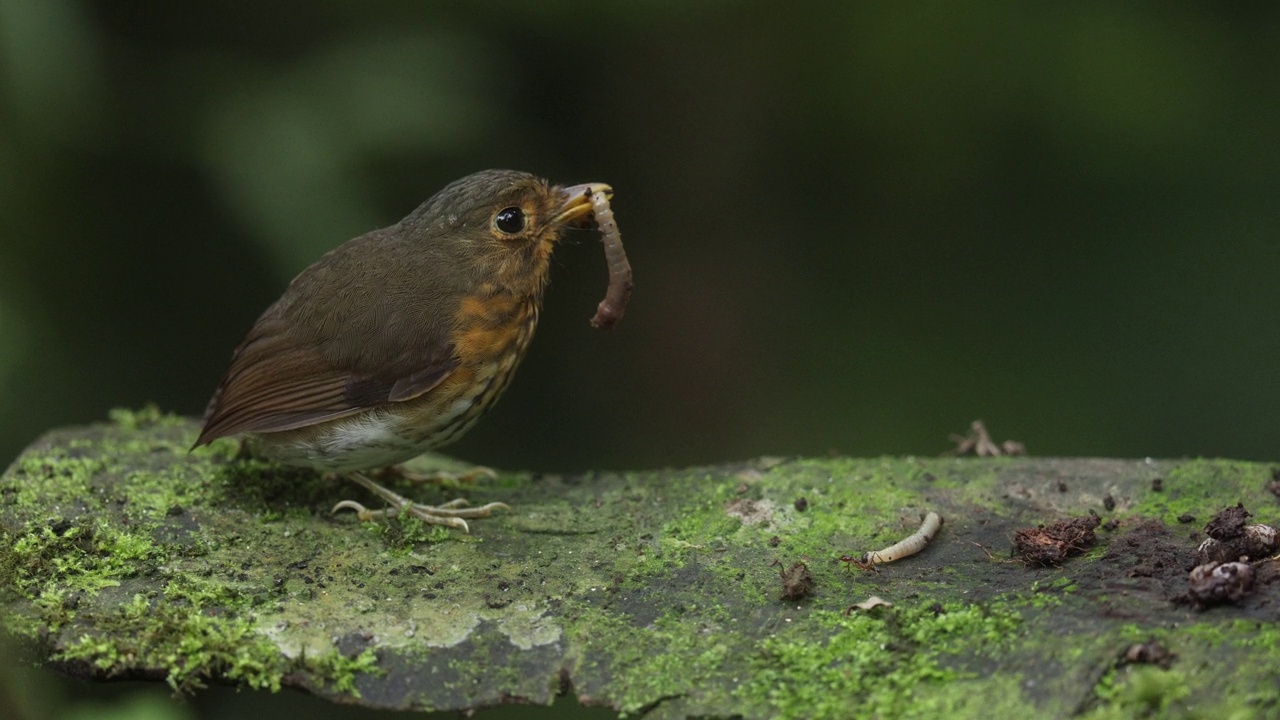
[374,464,498,487]
[332,471,509,533]
[234,437,257,462]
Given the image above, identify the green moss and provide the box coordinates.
[903,673,1042,717]
[107,405,190,432]
[310,648,380,696]
[366,515,455,552]
[163,575,251,612]
[0,411,389,699]
[737,601,1024,720]
[56,608,284,691]
[1200,618,1280,649]
[0,521,161,599]
[1081,664,1258,720]
[614,542,684,583]
[51,581,380,696]
[1130,460,1275,525]
[9,454,109,515]
[565,608,734,716]
[1093,666,1192,716]
[636,457,951,577]
[662,504,742,544]
[23,589,76,637]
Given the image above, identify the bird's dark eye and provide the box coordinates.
[494,207,525,234]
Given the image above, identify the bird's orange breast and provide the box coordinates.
[396,291,539,442]
[453,292,529,363]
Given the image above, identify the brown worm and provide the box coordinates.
[589,190,633,329]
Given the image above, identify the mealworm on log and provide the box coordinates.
[863,511,943,565]
[589,190,633,329]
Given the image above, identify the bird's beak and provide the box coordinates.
[554,183,612,227]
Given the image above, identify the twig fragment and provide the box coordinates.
[947,420,1025,457]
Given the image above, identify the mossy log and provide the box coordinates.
[2,409,1279,719]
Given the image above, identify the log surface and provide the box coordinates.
[2,410,1278,719]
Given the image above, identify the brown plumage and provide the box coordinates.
[196,170,609,480]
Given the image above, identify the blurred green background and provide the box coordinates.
[2,1,1278,718]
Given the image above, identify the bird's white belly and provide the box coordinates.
[255,398,478,472]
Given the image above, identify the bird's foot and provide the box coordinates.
[332,471,508,533]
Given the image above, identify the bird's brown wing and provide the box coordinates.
[193,315,458,446]
[194,232,463,447]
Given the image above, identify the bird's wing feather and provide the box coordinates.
[194,320,458,445]
[194,232,462,446]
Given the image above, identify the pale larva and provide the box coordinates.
[851,511,943,568]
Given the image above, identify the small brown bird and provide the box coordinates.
[195,169,611,531]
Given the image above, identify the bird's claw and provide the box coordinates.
[334,472,511,533]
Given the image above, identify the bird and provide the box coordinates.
[194,169,611,531]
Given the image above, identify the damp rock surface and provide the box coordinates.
[3,411,1280,719]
